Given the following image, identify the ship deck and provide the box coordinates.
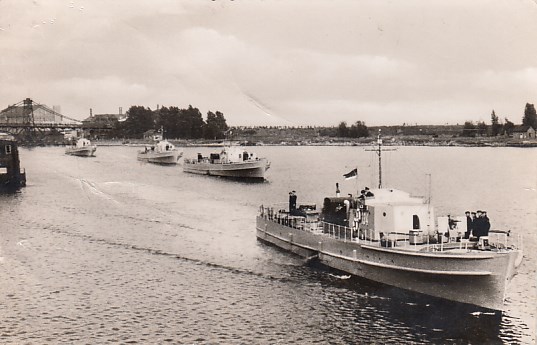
[258,208,518,257]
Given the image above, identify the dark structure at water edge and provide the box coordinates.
[0,134,26,190]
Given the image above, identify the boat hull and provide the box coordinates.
[65,146,96,157]
[137,151,182,165]
[183,158,268,179]
[256,216,520,311]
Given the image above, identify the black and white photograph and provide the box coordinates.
[1,1,536,344]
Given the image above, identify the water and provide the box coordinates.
[0,145,535,344]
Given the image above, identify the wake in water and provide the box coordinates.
[328,273,351,279]
[79,179,120,205]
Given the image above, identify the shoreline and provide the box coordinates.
[18,137,537,148]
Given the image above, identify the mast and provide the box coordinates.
[377,131,382,188]
[366,129,395,189]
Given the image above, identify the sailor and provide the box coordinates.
[289,191,297,215]
[473,210,484,239]
[336,183,340,197]
[482,211,491,237]
[464,211,473,239]
[365,187,374,197]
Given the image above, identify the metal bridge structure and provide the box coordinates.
[0,98,113,140]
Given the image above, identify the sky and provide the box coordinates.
[1,0,537,126]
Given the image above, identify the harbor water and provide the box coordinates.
[1,145,535,344]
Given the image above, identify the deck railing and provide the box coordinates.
[258,205,522,251]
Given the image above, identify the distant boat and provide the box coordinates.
[183,146,270,180]
[256,132,523,312]
[0,134,26,190]
[137,140,182,165]
[65,138,96,157]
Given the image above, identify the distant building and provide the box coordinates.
[511,125,536,139]
[82,113,121,127]
[82,113,121,139]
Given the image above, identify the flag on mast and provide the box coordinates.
[343,168,358,180]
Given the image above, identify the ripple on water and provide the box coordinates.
[0,146,534,344]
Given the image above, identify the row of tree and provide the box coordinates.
[318,121,370,138]
[118,105,229,139]
[461,103,536,137]
[114,102,536,140]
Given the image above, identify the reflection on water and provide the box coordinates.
[0,145,535,344]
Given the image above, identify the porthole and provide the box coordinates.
[383,212,387,217]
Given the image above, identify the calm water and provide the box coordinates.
[0,145,535,344]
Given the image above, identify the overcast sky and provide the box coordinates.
[1,0,537,126]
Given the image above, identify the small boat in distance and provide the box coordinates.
[137,140,183,165]
[256,132,523,312]
[0,133,26,190]
[183,145,270,180]
[65,138,96,157]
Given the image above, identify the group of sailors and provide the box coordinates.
[465,210,490,240]
[335,184,374,201]
[358,187,374,201]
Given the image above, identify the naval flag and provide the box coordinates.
[343,168,358,180]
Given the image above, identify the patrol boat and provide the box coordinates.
[65,138,97,157]
[137,140,183,165]
[183,146,270,180]
[256,133,523,311]
[0,134,26,190]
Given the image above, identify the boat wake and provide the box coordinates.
[79,179,120,205]
[41,224,300,285]
[328,273,351,280]
[470,311,498,317]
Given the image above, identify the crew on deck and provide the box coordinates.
[289,190,298,215]
[464,211,474,239]
[471,210,490,240]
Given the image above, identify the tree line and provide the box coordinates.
[111,102,537,140]
[461,103,537,137]
[319,120,370,138]
[117,105,229,140]
[324,102,536,139]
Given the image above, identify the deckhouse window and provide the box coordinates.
[413,215,420,229]
[5,145,11,154]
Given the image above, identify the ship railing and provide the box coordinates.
[259,205,367,244]
[414,229,521,252]
[487,230,522,251]
[319,221,354,242]
[259,205,523,251]
[258,203,317,219]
